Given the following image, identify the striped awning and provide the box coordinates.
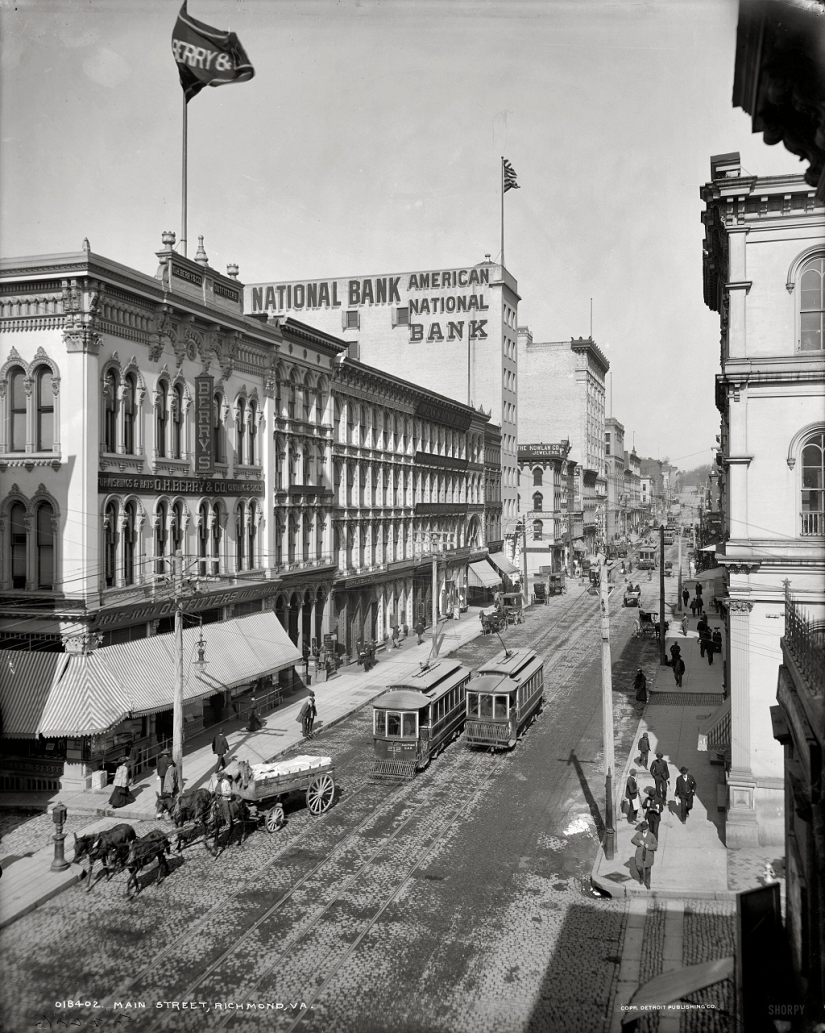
[39,652,132,738]
[0,651,69,739]
[188,611,302,697]
[467,561,502,589]
[489,552,519,576]
[697,697,731,752]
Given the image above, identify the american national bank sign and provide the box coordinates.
[248,267,492,344]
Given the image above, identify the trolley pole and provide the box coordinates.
[521,515,529,608]
[600,559,615,860]
[676,527,683,612]
[173,549,185,785]
[659,524,667,666]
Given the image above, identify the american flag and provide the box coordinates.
[503,158,520,192]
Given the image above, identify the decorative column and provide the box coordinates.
[726,597,759,846]
[261,375,277,571]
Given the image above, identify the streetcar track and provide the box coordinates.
[223,752,503,1033]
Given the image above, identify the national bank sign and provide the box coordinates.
[247,266,492,343]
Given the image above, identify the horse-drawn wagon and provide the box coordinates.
[623,584,642,607]
[233,755,336,832]
[633,610,669,639]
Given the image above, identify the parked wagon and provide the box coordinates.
[372,659,472,778]
[623,584,642,607]
[480,606,505,634]
[466,648,544,751]
[633,610,669,639]
[547,573,566,596]
[233,755,336,832]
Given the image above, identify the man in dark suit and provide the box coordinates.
[675,765,698,822]
[212,728,230,772]
[650,752,670,801]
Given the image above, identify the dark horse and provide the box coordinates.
[124,830,171,897]
[170,788,212,828]
[72,823,136,891]
[206,795,251,856]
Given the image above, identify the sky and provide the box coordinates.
[0,0,804,470]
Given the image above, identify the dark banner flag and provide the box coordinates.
[172,2,255,103]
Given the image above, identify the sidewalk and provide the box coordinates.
[592,612,730,900]
[0,610,486,930]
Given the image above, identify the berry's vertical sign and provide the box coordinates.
[195,374,214,475]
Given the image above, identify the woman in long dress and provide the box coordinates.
[108,762,135,809]
[247,697,262,733]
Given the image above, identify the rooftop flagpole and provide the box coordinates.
[501,157,519,271]
[181,95,188,257]
[501,156,505,269]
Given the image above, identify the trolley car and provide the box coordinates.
[372,659,472,778]
[466,648,544,750]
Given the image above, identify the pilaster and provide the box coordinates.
[727,597,760,846]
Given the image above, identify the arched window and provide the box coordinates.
[171,501,184,557]
[236,501,246,570]
[248,501,257,567]
[533,467,543,487]
[123,501,137,586]
[36,369,53,452]
[104,501,118,588]
[123,373,137,455]
[36,503,55,589]
[248,400,258,465]
[213,392,225,463]
[303,378,312,422]
[237,397,246,463]
[155,500,169,576]
[156,381,169,458]
[104,370,117,452]
[211,504,223,574]
[172,383,184,459]
[801,432,824,535]
[800,257,825,352]
[533,491,543,512]
[10,502,27,588]
[288,375,297,420]
[9,368,26,452]
[315,385,324,426]
[198,502,209,576]
[532,519,543,540]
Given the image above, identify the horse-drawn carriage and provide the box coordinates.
[623,584,642,607]
[633,609,670,639]
[233,755,336,831]
[480,606,505,634]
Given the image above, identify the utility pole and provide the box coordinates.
[521,515,529,607]
[676,525,683,612]
[600,557,615,860]
[659,524,666,666]
[431,544,439,657]
[173,549,185,785]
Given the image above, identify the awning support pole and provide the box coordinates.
[173,550,185,785]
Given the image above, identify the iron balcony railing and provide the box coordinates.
[800,511,824,536]
[784,585,825,697]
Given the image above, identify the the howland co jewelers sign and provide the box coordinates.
[247,266,493,344]
[518,442,571,460]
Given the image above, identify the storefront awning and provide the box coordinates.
[0,651,69,739]
[467,561,502,589]
[23,612,302,739]
[573,542,586,553]
[700,544,717,553]
[488,551,519,576]
[697,697,731,752]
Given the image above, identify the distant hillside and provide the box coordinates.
[677,463,712,489]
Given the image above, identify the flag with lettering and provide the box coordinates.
[172,2,255,103]
[503,157,520,192]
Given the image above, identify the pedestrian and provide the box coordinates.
[298,692,317,738]
[624,769,640,824]
[156,747,171,785]
[697,616,710,656]
[306,691,317,736]
[631,821,658,889]
[690,596,699,617]
[673,655,686,687]
[682,587,690,609]
[212,727,230,771]
[127,739,141,780]
[367,639,376,670]
[638,731,650,770]
[669,642,682,668]
[247,697,262,733]
[216,770,233,826]
[680,614,689,637]
[634,668,648,703]
[391,625,401,649]
[108,761,135,809]
[650,752,670,800]
[675,765,697,823]
[156,754,180,817]
[642,786,663,838]
[415,620,425,645]
[712,627,722,657]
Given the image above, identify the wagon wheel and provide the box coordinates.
[306,773,335,815]
[264,803,285,833]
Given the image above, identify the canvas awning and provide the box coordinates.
[700,544,717,553]
[467,561,502,589]
[0,651,69,739]
[697,697,731,752]
[488,551,519,576]
[31,612,302,739]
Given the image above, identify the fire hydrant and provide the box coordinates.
[50,801,69,872]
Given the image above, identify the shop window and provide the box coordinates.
[533,467,543,487]
[104,501,118,588]
[156,381,169,458]
[172,383,184,459]
[801,431,824,535]
[343,310,360,330]
[198,502,209,576]
[10,502,27,588]
[248,501,257,567]
[155,501,169,575]
[533,491,543,511]
[123,501,136,586]
[8,368,26,452]
[236,501,246,570]
[35,369,54,453]
[532,519,543,540]
[123,373,137,454]
[213,392,225,463]
[248,400,258,464]
[236,397,246,463]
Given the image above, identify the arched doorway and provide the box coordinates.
[288,591,301,645]
[275,594,289,633]
[302,591,313,653]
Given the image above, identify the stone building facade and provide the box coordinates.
[701,153,825,846]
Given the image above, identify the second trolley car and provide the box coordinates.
[372,659,472,778]
[465,648,544,750]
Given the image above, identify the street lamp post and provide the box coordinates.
[173,550,185,785]
[50,802,69,872]
[659,524,667,666]
[600,558,615,860]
